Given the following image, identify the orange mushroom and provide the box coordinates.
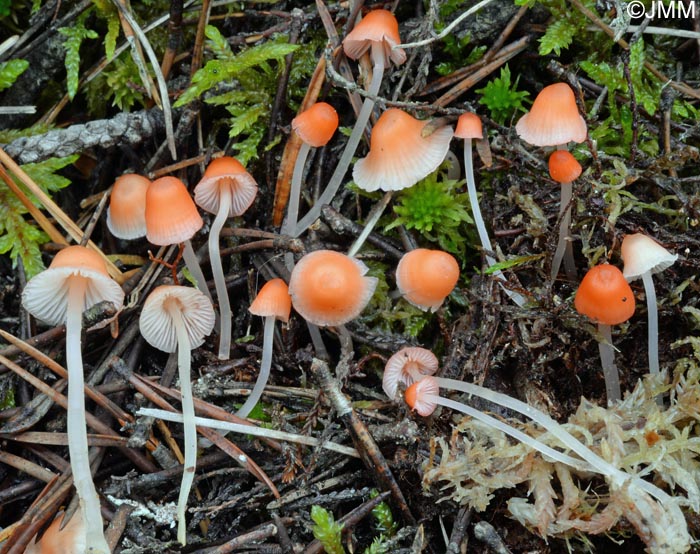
[288,250,377,326]
[395,248,459,312]
[194,156,258,359]
[25,510,85,554]
[575,264,635,404]
[548,150,583,281]
[106,173,150,240]
[237,278,292,417]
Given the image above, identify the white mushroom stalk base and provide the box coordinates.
[236,316,275,418]
[550,180,576,281]
[209,186,233,360]
[597,323,621,405]
[463,140,526,307]
[165,303,196,546]
[66,278,110,554]
[293,45,386,237]
[182,240,214,305]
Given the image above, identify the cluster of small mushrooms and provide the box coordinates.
[20,7,685,554]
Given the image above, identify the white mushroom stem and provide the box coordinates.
[641,271,659,376]
[347,191,393,257]
[293,43,386,237]
[236,316,275,418]
[165,302,196,546]
[550,180,576,281]
[282,142,312,271]
[597,323,621,405]
[182,239,214,304]
[463,139,526,307]
[209,187,233,360]
[66,278,110,554]
[429,376,670,502]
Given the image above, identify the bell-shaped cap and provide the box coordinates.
[454,112,483,140]
[396,248,460,311]
[405,376,440,417]
[22,245,125,327]
[146,176,203,245]
[292,102,339,148]
[106,173,150,240]
[621,233,677,281]
[194,156,258,218]
[288,250,378,326]
[548,150,582,183]
[574,264,635,325]
[515,83,587,147]
[139,285,216,353]
[353,109,453,192]
[249,278,292,323]
[343,9,406,67]
[383,346,439,400]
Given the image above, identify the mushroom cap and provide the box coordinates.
[106,173,150,240]
[288,250,378,326]
[574,264,635,325]
[25,511,85,554]
[515,83,587,147]
[249,278,292,323]
[139,285,216,353]
[342,9,406,67]
[396,248,460,311]
[194,156,258,218]
[353,109,454,192]
[454,112,483,139]
[383,346,439,400]
[405,376,440,417]
[548,150,582,183]
[145,176,203,245]
[22,245,125,327]
[292,102,339,147]
[621,233,678,281]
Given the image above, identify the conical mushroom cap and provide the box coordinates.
[140,285,216,353]
[292,102,339,147]
[548,150,582,183]
[454,113,483,139]
[249,278,292,323]
[194,156,258,217]
[353,109,453,192]
[145,176,203,245]
[22,245,125,327]
[621,233,677,281]
[574,264,635,325]
[106,173,150,240]
[343,9,406,67]
[396,249,460,311]
[516,83,587,147]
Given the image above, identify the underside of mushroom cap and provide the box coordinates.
[383,346,439,400]
[515,83,587,147]
[139,285,216,353]
[353,109,453,192]
[194,157,258,217]
[22,246,125,327]
[342,9,406,66]
[621,233,678,281]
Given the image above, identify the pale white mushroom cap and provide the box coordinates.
[382,346,439,400]
[353,109,453,192]
[140,285,216,353]
[621,233,678,281]
[405,375,440,417]
[22,246,124,328]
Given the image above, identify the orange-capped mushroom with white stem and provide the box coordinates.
[293,9,406,237]
[106,173,150,240]
[382,346,438,401]
[395,248,459,312]
[145,176,213,305]
[22,246,125,554]
[139,285,215,545]
[455,113,526,306]
[575,264,635,405]
[347,109,453,257]
[548,150,582,281]
[281,102,338,253]
[194,156,258,360]
[621,233,677,379]
[237,278,292,418]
